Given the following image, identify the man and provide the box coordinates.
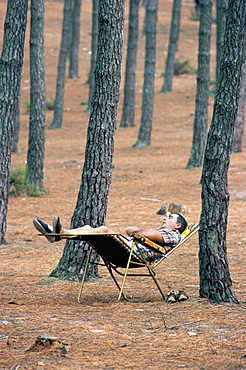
[33,212,187,263]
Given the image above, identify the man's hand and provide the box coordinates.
[125,226,164,245]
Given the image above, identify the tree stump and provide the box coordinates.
[26,335,67,356]
[157,201,186,215]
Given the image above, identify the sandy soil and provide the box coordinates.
[1,0,246,369]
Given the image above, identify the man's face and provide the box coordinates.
[161,213,180,229]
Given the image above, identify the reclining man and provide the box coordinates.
[33,212,187,263]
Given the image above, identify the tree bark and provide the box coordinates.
[27,0,46,191]
[161,0,181,93]
[232,58,246,153]
[86,0,99,113]
[199,0,246,303]
[210,0,228,96]
[11,94,20,153]
[134,0,158,148]
[68,0,82,79]
[49,0,72,129]
[50,0,124,281]
[0,0,28,243]
[187,0,212,168]
[120,0,140,127]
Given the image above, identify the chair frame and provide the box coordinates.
[74,223,199,302]
[39,223,199,302]
[76,233,166,302]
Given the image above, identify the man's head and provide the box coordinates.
[161,212,187,234]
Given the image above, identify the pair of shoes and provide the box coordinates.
[33,216,62,243]
[52,216,62,241]
[165,290,189,303]
[33,219,55,243]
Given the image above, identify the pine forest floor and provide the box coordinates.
[0,0,246,369]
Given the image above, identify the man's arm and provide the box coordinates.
[125,226,164,245]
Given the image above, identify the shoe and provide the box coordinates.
[166,291,177,303]
[176,290,188,301]
[33,219,55,243]
[52,216,62,241]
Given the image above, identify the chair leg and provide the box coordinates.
[131,242,166,300]
[78,247,93,303]
[117,243,135,302]
[103,260,128,301]
[146,265,166,300]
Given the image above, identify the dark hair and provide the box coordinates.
[173,213,187,234]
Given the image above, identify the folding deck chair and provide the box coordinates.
[72,222,199,302]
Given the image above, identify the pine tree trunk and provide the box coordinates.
[120,0,140,127]
[161,0,181,93]
[134,0,158,148]
[11,94,20,153]
[210,0,228,95]
[0,0,28,243]
[49,0,72,129]
[68,0,82,79]
[86,0,99,112]
[199,0,246,303]
[216,0,228,80]
[50,0,124,281]
[232,59,246,153]
[187,0,212,168]
[27,0,46,191]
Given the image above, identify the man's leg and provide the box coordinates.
[34,217,115,242]
[60,224,114,238]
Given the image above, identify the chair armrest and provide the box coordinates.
[131,233,170,255]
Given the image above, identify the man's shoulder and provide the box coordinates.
[154,228,181,246]
[154,227,180,235]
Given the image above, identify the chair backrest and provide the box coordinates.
[167,222,199,255]
[154,222,199,268]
